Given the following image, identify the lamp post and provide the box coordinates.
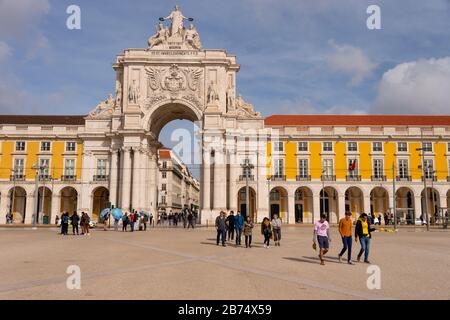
[31,163,47,229]
[10,169,17,223]
[267,175,271,219]
[416,136,430,231]
[241,159,254,221]
[321,169,326,220]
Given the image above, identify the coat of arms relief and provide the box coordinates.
[144,64,203,111]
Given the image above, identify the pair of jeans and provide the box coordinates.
[273,228,281,241]
[245,235,252,247]
[263,230,271,246]
[217,229,226,245]
[228,227,235,241]
[358,237,371,261]
[72,224,79,235]
[235,228,242,245]
[339,236,352,262]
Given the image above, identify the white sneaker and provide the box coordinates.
[263,244,267,248]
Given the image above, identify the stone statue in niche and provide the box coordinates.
[226,86,235,112]
[115,81,122,107]
[207,81,219,104]
[128,80,140,104]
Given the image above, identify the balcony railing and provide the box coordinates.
[396,175,411,182]
[61,175,76,181]
[10,174,25,181]
[321,175,336,181]
[371,175,386,181]
[422,176,437,182]
[270,175,286,181]
[296,175,311,181]
[158,202,167,207]
[346,175,361,181]
[239,175,254,181]
[38,175,52,181]
[93,175,109,182]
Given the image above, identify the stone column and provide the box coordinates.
[414,195,422,219]
[141,150,149,211]
[201,149,211,225]
[364,195,371,215]
[338,194,346,222]
[213,148,227,214]
[51,194,60,224]
[121,147,132,211]
[313,191,321,224]
[288,194,295,224]
[0,192,8,224]
[109,149,119,208]
[149,152,158,214]
[131,148,141,211]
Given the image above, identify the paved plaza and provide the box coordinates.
[0,225,449,300]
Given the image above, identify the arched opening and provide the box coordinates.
[37,186,52,224]
[8,187,27,223]
[148,101,202,221]
[396,187,415,224]
[269,187,288,221]
[421,187,440,224]
[92,187,110,221]
[345,187,364,218]
[237,186,256,222]
[320,187,339,222]
[60,187,78,215]
[294,187,313,223]
[370,187,389,219]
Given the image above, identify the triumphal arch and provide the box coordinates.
[84,6,267,224]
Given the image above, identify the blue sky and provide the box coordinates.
[1,0,450,117]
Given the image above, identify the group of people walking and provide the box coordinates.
[57,211,91,236]
[215,211,283,249]
[157,209,197,228]
[314,212,376,265]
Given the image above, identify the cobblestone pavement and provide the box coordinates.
[0,226,448,300]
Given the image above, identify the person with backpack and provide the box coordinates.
[355,213,376,264]
[61,212,69,235]
[71,212,80,235]
[234,211,244,246]
[122,213,128,232]
[261,217,272,248]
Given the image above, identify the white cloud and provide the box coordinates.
[0,0,50,38]
[372,57,450,115]
[326,40,377,86]
[0,41,12,62]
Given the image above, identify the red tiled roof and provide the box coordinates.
[0,115,86,125]
[264,115,450,126]
[158,149,171,159]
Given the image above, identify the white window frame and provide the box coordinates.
[97,159,107,176]
[372,142,383,152]
[273,158,284,177]
[40,141,51,152]
[347,142,358,152]
[322,158,334,177]
[15,141,26,152]
[424,159,434,179]
[13,158,25,176]
[66,141,76,152]
[297,158,309,178]
[323,142,333,152]
[39,158,51,176]
[397,142,408,153]
[64,158,76,177]
[398,158,409,178]
[373,159,384,178]
[273,141,284,153]
[422,142,433,153]
[347,157,359,177]
[297,141,308,152]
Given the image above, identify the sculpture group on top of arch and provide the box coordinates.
[148,5,202,50]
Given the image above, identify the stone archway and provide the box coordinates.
[345,186,364,217]
[396,187,415,224]
[237,186,256,222]
[8,186,27,223]
[370,187,389,220]
[60,187,78,214]
[294,187,313,223]
[269,187,288,221]
[320,187,339,222]
[37,186,52,224]
[92,187,110,221]
[421,187,440,224]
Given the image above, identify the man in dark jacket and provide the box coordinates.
[187,211,195,229]
[234,211,244,246]
[226,211,235,241]
[355,213,376,263]
[215,211,228,246]
[71,212,80,235]
[61,212,69,235]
